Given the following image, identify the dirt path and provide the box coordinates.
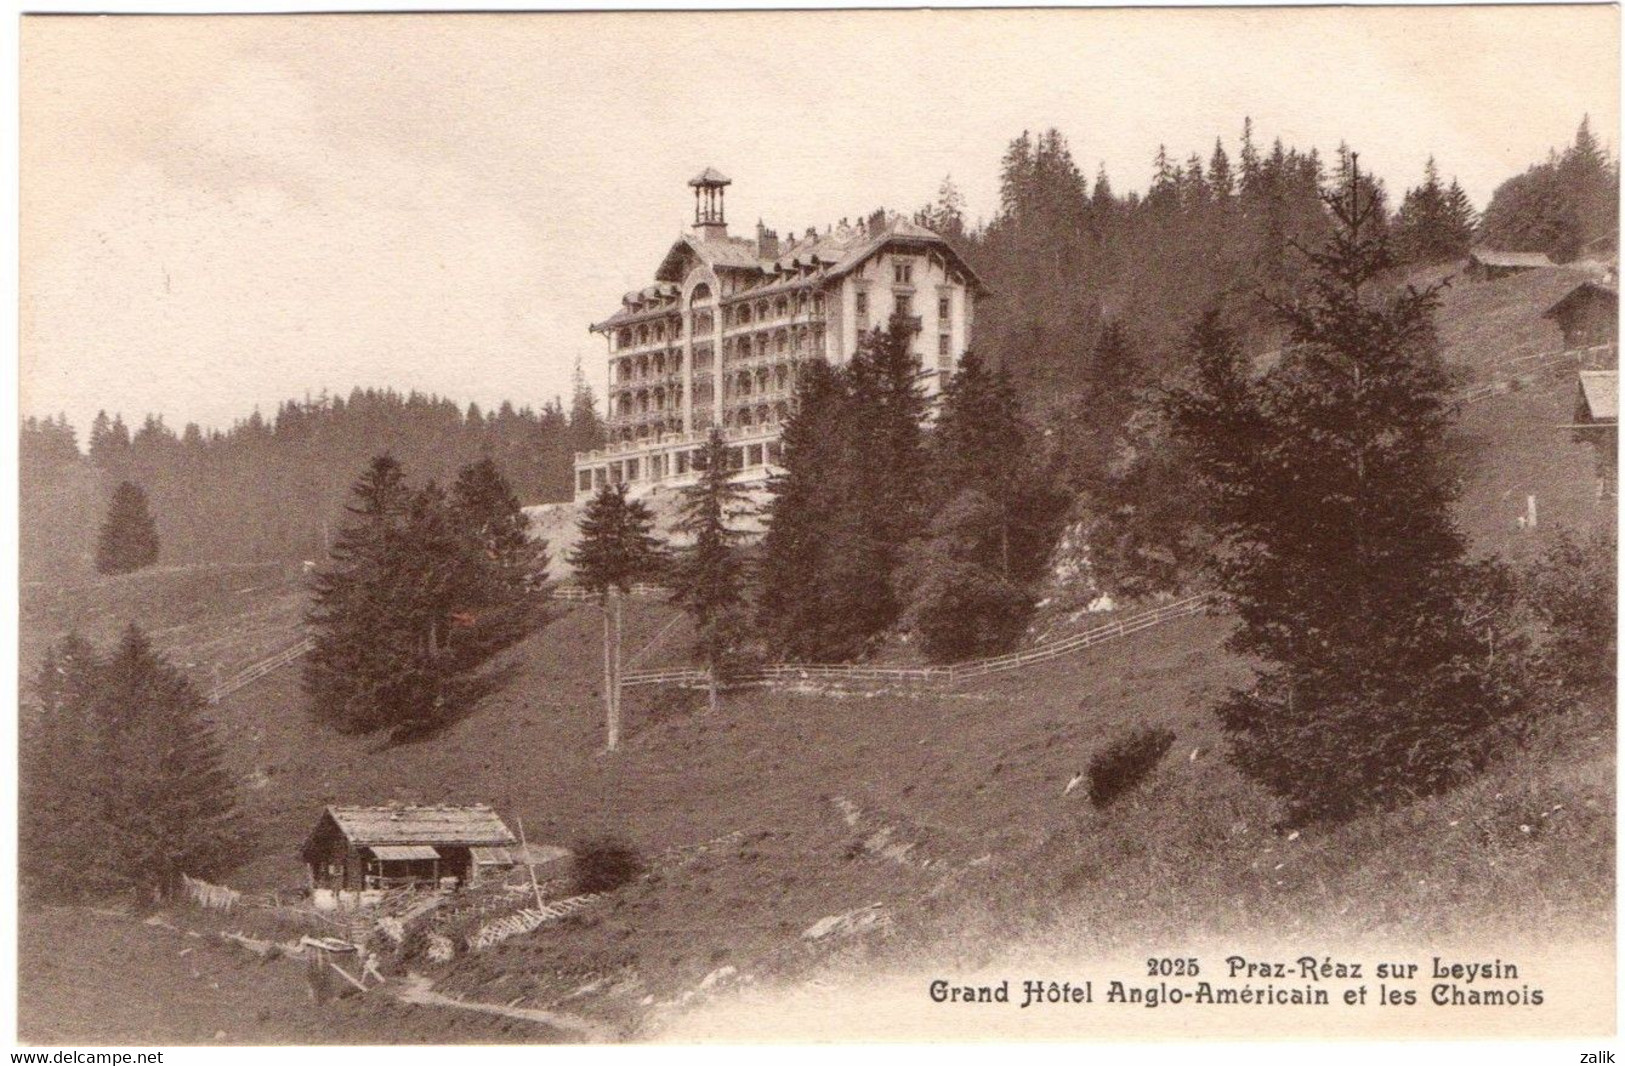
[393,974,615,1042]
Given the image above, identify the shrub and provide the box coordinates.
[1218,658,1523,824]
[572,836,645,894]
[1523,527,1616,694]
[1087,726,1176,808]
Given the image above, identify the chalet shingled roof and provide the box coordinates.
[1470,249,1556,270]
[1543,281,1619,321]
[319,804,517,848]
[1579,370,1618,423]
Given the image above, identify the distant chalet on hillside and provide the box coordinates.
[572,168,986,501]
[1573,369,1618,499]
[1543,280,1619,352]
[301,804,519,892]
[1465,248,1555,281]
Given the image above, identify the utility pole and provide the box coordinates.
[604,586,623,752]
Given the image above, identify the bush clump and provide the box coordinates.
[1523,526,1616,694]
[1087,726,1176,808]
[572,836,645,894]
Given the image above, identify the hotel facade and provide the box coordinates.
[572,169,985,500]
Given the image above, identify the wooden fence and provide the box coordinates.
[621,593,1211,691]
[550,583,671,603]
[206,637,315,704]
[465,893,602,952]
[1456,343,1614,406]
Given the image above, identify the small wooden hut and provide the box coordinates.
[1543,281,1619,351]
[301,804,519,891]
[1465,248,1554,281]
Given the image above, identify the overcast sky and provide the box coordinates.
[20,7,1619,438]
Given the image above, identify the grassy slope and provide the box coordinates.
[18,263,1614,1041]
[16,907,551,1045]
[19,562,311,692]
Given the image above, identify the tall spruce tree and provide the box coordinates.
[899,349,1065,660]
[757,359,865,659]
[450,455,549,649]
[305,454,539,739]
[758,322,928,661]
[1392,157,1477,265]
[567,482,664,751]
[304,455,414,735]
[22,628,245,899]
[20,635,105,900]
[671,428,753,712]
[928,351,1030,572]
[99,626,247,896]
[1167,159,1509,821]
[95,481,161,575]
[1481,117,1619,261]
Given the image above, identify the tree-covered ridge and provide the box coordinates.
[1479,116,1620,262]
[21,377,602,577]
[907,118,1613,412]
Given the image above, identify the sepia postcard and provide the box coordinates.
[12,4,1621,1055]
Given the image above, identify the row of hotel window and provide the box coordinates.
[578,441,785,492]
[612,290,949,352]
[614,332,825,382]
[854,292,951,321]
[613,294,830,351]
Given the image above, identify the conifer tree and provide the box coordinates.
[98,625,247,896]
[304,455,414,735]
[305,454,539,739]
[451,455,549,648]
[757,360,863,659]
[22,628,246,899]
[567,482,664,750]
[671,428,753,712]
[927,350,1048,579]
[95,481,161,575]
[20,635,104,899]
[1481,118,1619,261]
[849,318,931,553]
[1167,159,1508,821]
[1393,158,1477,265]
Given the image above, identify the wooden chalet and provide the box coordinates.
[301,804,519,891]
[1543,281,1619,352]
[1465,248,1554,281]
[1571,370,1618,499]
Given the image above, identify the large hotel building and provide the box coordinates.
[572,169,985,499]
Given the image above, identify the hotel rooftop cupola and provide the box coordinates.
[689,167,731,242]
